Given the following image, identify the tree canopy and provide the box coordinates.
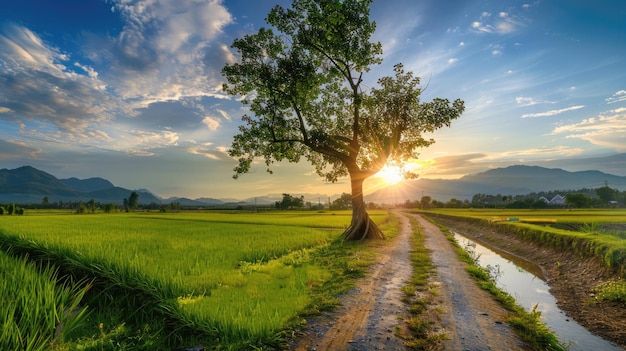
[223,0,464,240]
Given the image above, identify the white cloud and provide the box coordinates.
[448,58,458,64]
[217,109,231,121]
[187,145,229,160]
[106,0,234,104]
[516,96,554,106]
[521,105,585,118]
[606,90,626,104]
[0,23,119,137]
[0,106,13,113]
[470,10,524,34]
[202,116,220,131]
[551,108,626,152]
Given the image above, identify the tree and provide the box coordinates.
[223,0,464,240]
[128,191,139,212]
[329,193,353,210]
[565,193,592,208]
[276,193,305,209]
[420,196,432,210]
[595,185,618,205]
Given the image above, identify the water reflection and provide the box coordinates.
[454,231,623,351]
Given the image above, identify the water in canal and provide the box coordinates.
[453,231,623,351]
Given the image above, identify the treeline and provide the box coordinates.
[400,186,625,209]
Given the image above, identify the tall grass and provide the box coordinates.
[0,251,89,351]
[0,210,390,349]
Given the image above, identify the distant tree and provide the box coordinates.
[127,191,139,212]
[331,193,353,210]
[102,203,118,213]
[565,193,592,208]
[222,0,464,240]
[0,206,4,215]
[7,204,15,215]
[595,186,619,205]
[42,196,50,207]
[420,196,432,210]
[87,198,97,213]
[276,193,304,210]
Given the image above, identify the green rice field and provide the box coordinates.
[0,210,391,350]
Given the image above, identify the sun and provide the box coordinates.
[377,165,404,185]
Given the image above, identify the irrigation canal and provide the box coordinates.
[453,231,623,351]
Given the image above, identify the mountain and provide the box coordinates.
[365,165,626,203]
[0,166,79,197]
[60,177,114,192]
[0,166,160,205]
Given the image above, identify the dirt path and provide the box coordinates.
[411,213,526,351]
[292,211,414,350]
[291,211,527,350]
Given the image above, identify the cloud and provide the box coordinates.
[187,144,229,160]
[470,10,524,34]
[606,90,626,104]
[0,139,42,160]
[516,96,554,106]
[521,105,585,118]
[551,107,626,152]
[105,0,234,104]
[202,116,220,131]
[0,23,121,140]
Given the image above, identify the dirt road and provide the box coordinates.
[292,212,527,350]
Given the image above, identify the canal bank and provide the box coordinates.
[426,213,626,349]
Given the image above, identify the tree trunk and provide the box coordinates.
[342,176,386,240]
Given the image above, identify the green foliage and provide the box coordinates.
[594,280,626,303]
[222,0,463,240]
[565,193,592,208]
[0,251,89,351]
[275,193,305,209]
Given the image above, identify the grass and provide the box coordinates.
[0,250,89,351]
[400,215,446,350]
[0,210,390,350]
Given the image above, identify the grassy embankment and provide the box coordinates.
[422,209,626,304]
[0,210,392,350]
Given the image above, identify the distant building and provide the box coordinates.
[540,194,565,205]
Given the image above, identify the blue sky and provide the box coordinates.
[1,0,625,200]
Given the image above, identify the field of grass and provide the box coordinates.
[0,210,390,350]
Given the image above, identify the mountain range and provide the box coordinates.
[1,165,625,206]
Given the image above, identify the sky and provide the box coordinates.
[1,0,625,200]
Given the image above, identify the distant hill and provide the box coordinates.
[365,165,626,203]
[0,166,79,197]
[60,177,114,193]
[0,166,159,205]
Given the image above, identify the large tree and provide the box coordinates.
[222,0,464,240]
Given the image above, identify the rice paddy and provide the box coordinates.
[0,210,389,350]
